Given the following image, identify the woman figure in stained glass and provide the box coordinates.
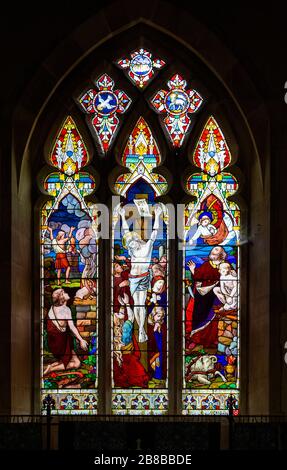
[147,306,167,382]
[43,288,88,376]
[113,294,149,388]
[146,261,167,310]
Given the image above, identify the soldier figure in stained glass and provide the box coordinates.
[47,225,75,285]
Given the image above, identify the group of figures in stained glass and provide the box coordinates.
[110,118,169,413]
[112,202,168,388]
[41,49,240,415]
[182,117,240,413]
[41,118,99,412]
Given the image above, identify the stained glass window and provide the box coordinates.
[112,117,169,415]
[41,117,99,414]
[117,48,165,88]
[150,74,203,147]
[41,47,243,416]
[78,74,131,155]
[182,116,240,414]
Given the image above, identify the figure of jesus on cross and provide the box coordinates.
[118,203,163,343]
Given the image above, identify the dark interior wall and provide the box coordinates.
[0,1,284,108]
[0,0,286,415]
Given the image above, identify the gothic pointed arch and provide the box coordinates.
[5,1,272,418]
[182,116,240,414]
[40,116,99,414]
[111,117,170,415]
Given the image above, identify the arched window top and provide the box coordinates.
[192,116,232,176]
[50,116,90,175]
[114,117,168,198]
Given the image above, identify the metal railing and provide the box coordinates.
[0,412,287,450]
